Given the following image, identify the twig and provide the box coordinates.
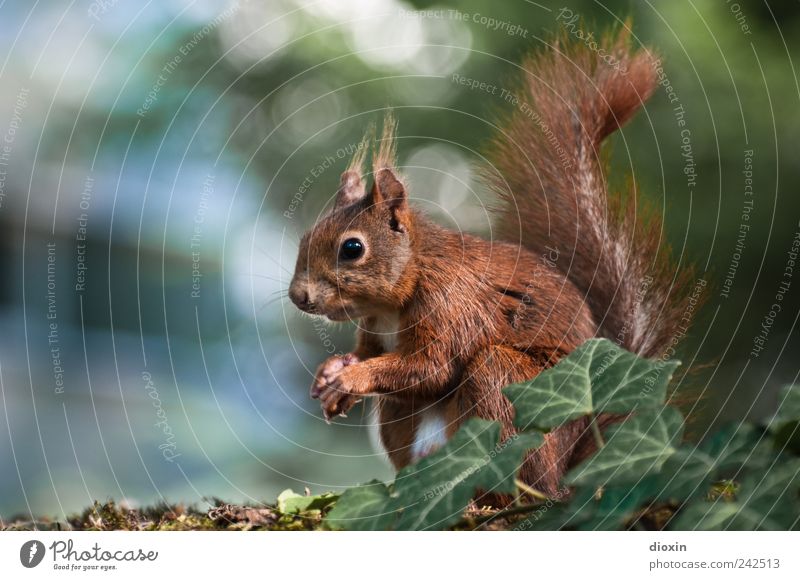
[465,482,554,528]
[467,502,545,527]
[515,478,551,502]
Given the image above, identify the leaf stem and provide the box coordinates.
[589,414,605,449]
[514,478,551,502]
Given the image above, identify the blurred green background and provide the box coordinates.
[0,0,798,519]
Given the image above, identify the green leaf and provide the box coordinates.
[655,423,761,501]
[392,419,543,530]
[581,481,661,530]
[518,481,660,531]
[775,384,800,424]
[276,489,337,514]
[773,422,800,455]
[672,459,800,530]
[516,488,592,531]
[324,481,398,531]
[565,407,684,486]
[770,385,800,455]
[504,338,679,431]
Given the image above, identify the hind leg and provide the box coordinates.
[453,345,584,497]
[375,345,584,498]
[375,396,430,471]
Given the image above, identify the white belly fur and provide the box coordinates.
[370,313,448,461]
[411,406,449,460]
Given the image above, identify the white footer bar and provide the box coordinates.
[0,531,796,578]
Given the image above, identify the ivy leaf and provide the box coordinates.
[773,422,800,455]
[770,385,800,455]
[276,489,337,514]
[504,338,679,431]
[672,459,800,530]
[516,487,593,531]
[324,481,397,531]
[518,481,660,531]
[565,407,684,486]
[655,424,761,501]
[775,384,800,424]
[392,419,543,530]
[579,480,664,530]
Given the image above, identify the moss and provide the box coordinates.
[2,492,333,531]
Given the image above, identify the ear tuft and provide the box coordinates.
[333,123,373,209]
[334,170,365,208]
[373,112,397,172]
[370,112,406,208]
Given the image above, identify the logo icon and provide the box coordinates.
[20,540,46,568]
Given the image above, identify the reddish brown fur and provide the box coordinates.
[289,27,696,498]
[486,26,697,358]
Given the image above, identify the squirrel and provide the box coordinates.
[288,28,696,497]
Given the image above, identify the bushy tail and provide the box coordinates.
[485,25,696,358]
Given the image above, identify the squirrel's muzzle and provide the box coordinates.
[289,279,313,312]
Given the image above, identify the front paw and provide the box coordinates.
[310,353,359,400]
[319,364,370,421]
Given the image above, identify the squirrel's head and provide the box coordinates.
[289,116,416,321]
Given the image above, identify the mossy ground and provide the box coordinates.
[1,500,320,531]
[0,482,735,531]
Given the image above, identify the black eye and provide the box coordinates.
[339,238,364,261]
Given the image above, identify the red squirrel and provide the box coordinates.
[288,29,695,496]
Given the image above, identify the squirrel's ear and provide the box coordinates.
[371,168,408,232]
[334,170,366,208]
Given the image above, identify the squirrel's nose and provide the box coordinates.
[289,286,311,311]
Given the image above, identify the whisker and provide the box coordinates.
[255,245,293,276]
[234,272,289,283]
[259,294,290,310]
